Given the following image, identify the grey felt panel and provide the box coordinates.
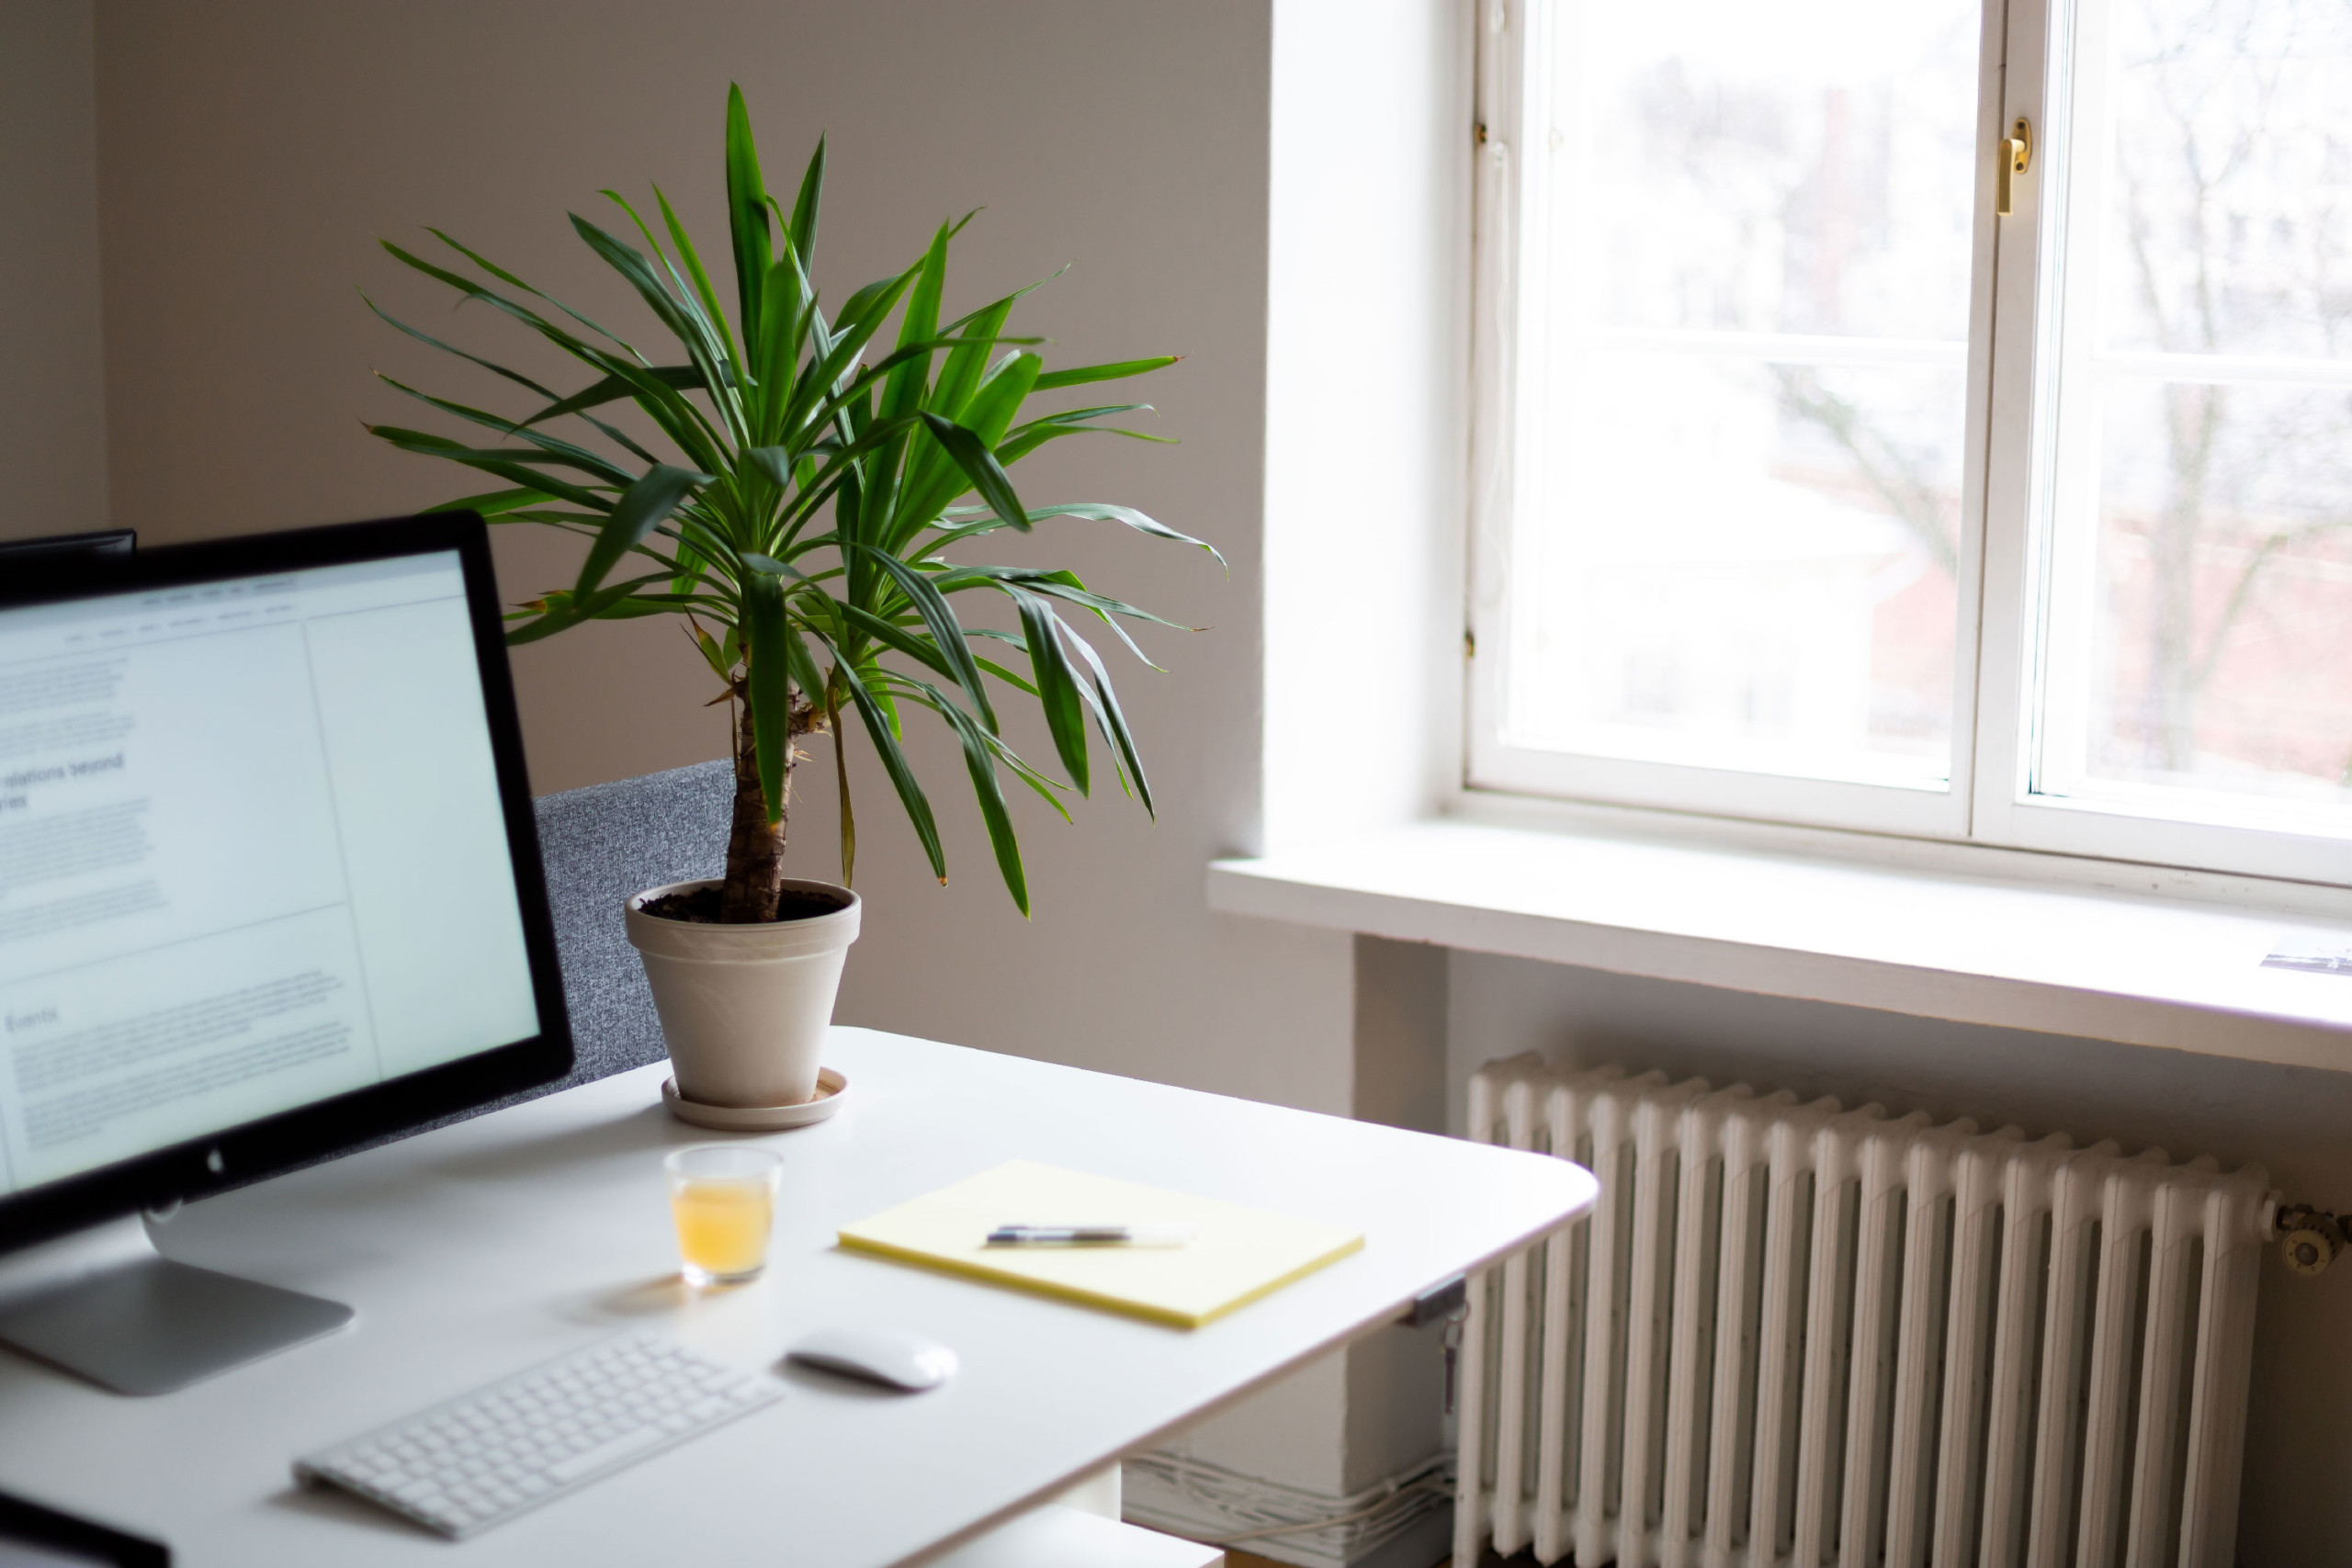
[530,758,731,1088]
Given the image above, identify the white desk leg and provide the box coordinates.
[1049,1462,1122,1518]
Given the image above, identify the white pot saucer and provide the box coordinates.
[662,1066,849,1131]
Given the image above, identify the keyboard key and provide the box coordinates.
[545,1423,667,1483]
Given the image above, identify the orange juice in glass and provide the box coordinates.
[664,1145,783,1285]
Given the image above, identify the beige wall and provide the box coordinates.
[81,0,1356,1104]
[0,0,110,540]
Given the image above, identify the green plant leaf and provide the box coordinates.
[918,412,1031,536]
[752,239,813,435]
[379,239,633,376]
[377,249,728,466]
[852,546,997,731]
[366,304,668,478]
[835,604,995,701]
[934,566,1178,669]
[970,654,1041,698]
[815,633,946,882]
[724,83,773,347]
[361,292,566,406]
[1014,400,1153,428]
[777,261,924,441]
[933,564,1184,629]
[786,137,825,274]
[1027,502,1221,565]
[423,227,641,355]
[933,501,1223,568]
[1007,587,1089,794]
[504,569,676,645]
[794,334,1037,466]
[741,571,789,824]
[929,300,1014,423]
[374,374,640,485]
[880,223,952,423]
[577,465,713,598]
[653,183,740,369]
[978,728,1074,818]
[894,352,1041,544]
[432,486,560,517]
[907,678,1028,914]
[366,424,618,512]
[369,420,615,479]
[860,222,954,536]
[695,625,733,681]
[479,342,729,477]
[670,528,707,595]
[587,593,718,620]
[600,189,706,319]
[781,620,828,706]
[758,408,929,546]
[567,214,741,444]
[997,416,1173,467]
[961,354,1046,447]
[1030,355,1180,391]
[515,366,711,430]
[1063,626,1153,816]
[820,668,855,886]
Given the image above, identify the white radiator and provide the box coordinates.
[1455,1056,2271,1568]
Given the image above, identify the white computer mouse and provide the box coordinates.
[785,1326,959,1392]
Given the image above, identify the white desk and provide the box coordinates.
[0,1027,1596,1567]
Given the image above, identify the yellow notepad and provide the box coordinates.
[836,1160,1364,1328]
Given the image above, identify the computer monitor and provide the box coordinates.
[0,513,571,1394]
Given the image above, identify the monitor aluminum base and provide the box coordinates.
[0,1213,351,1396]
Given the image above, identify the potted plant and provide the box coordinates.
[365,85,1216,1122]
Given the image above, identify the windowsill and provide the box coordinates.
[1206,808,2352,1072]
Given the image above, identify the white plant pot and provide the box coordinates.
[623,877,860,1109]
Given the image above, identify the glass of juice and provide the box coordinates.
[664,1145,784,1286]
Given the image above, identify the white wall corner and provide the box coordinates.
[1262,0,1474,857]
[1195,0,1476,1545]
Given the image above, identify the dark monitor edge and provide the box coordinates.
[0,512,573,1258]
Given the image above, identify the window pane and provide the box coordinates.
[2033,0,2352,829]
[1503,0,1982,788]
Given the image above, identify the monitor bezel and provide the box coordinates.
[0,528,136,564]
[0,512,574,1254]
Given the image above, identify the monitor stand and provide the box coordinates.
[0,1213,352,1395]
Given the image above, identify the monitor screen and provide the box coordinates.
[0,547,542,1197]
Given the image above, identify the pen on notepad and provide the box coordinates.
[984,1223,1199,1247]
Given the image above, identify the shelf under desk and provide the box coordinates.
[0,1026,1595,1568]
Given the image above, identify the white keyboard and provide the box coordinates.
[294,1333,783,1539]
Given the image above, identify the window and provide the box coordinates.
[1470,0,2352,884]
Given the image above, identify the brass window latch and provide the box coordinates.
[1997,117,2033,216]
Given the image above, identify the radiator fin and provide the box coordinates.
[1457,1056,2267,1568]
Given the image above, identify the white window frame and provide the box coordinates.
[1466,0,2352,891]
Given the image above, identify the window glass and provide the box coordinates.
[1505,0,1983,787]
[2033,0,2352,829]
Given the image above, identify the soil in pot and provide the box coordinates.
[639,886,852,924]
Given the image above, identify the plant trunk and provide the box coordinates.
[719,684,815,923]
